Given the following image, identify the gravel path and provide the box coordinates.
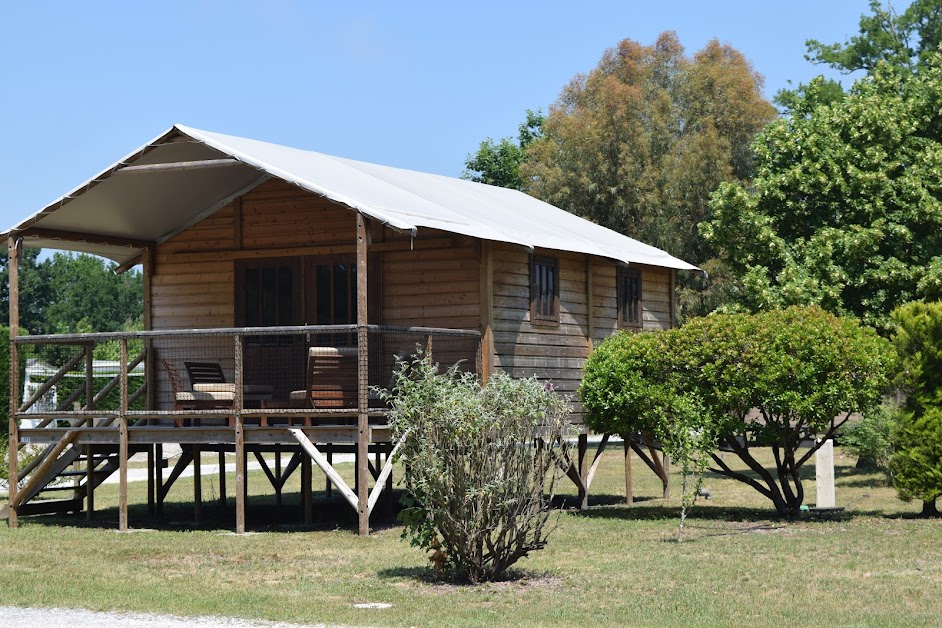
[0,606,347,628]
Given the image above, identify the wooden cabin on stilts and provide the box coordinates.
[1,125,698,533]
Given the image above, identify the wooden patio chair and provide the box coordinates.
[161,358,236,427]
[289,347,359,412]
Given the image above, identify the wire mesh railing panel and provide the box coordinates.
[12,325,480,426]
[367,327,481,400]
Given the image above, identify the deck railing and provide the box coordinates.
[11,324,481,432]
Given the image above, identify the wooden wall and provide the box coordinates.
[488,245,675,417]
[148,177,676,415]
[152,179,358,330]
[380,230,480,330]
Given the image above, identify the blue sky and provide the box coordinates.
[0,1,884,231]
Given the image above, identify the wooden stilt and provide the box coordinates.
[234,335,246,534]
[193,444,202,523]
[578,433,589,509]
[275,444,282,507]
[301,452,312,525]
[86,444,95,520]
[155,443,164,516]
[383,442,394,518]
[119,338,129,531]
[356,213,370,536]
[325,445,332,497]
[7,237,21,528]
[217,449,226,506]
[147,445,155,515]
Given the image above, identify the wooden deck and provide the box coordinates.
[5,323,480,534]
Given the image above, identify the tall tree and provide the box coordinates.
[521,33,776,306]
[43,252,143,334]
[462,110,544,190]
[806,0,942,74]
[704,58,942,333]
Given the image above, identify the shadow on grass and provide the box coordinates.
[15,489,408,534]
[377,564,556,586]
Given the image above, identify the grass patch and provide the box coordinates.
[1,446,940,626]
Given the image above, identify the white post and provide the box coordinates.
[815,439,836,508]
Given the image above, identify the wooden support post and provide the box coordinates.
[119,338,129,531]
[275,444,282,507]
[142,247,154,425]
[301,451,312,525]
[356,213,370,536]
[156,444,164,516]
[147,445,155,515]
[86,444,95,520]
[234,335,246,534]
[193,444,202,523]
[217,449,226,506]
[586,256,595,351]
[325,445,332,497]
[85,343,94,413]
[624,439,634,506]
[479,241,494,382]
[578,433,589,509]
[8,237,20,528]
[383,443,394,517]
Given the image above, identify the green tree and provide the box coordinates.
[0,249,53,334]
[888,300,942,515]
[522,32,775,267]
[462,109,543,190]
[43,252,143,334]
[806,0,942,74]
[705,58,942,333]
[581,307,895,517]
[578,329,713,537]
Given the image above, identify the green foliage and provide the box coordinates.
[806,0,942,73]
[0,251,142,336]
[522,32,775,268]
[0,250,53,334]
[581,307,895,516]
[705,58,942,333]
[842,403,899,474]
[889,407,942,515]
[383,354,573,583]
[887,300,942,514]
[462,110,543,190]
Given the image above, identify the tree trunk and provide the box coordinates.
[921,499,939,517]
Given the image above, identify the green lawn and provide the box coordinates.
[1,446,940,627]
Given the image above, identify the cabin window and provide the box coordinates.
[310,259,357,325]
[618,268,642,330]
[237,259,301,328]
[530,255,560,324]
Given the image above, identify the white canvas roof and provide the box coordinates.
[2,124,699,271]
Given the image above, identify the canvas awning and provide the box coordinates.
[2,125,700,272]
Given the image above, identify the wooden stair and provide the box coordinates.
[13,442,139,517]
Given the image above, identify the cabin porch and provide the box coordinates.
[5,324,481,533]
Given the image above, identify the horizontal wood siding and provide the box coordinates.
[153,205,235,330]
[491,245,590,415]
[639,265,673,332]
[381,232,480,331]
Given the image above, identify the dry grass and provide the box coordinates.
[1,446,940,627]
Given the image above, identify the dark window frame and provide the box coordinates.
[530,255,560,325]
[617,267,642,330]
[235,256,302,328]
